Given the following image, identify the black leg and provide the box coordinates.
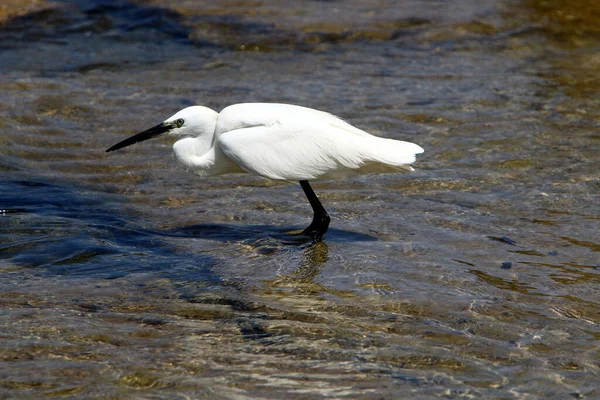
[299,180,330,241]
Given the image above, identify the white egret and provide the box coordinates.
[106,103,424,241]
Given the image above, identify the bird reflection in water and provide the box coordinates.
[265,241,330,293]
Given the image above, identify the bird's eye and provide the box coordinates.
[176,118,184,128]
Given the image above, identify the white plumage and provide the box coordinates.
[165,103,423,180]
[106,103,424,241]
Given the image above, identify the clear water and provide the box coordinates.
[1,0,599,398]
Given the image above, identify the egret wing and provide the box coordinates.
[219,124,340,180]
[218,114,422,181]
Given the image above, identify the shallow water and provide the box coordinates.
[1,0,599,398]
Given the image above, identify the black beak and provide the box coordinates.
[106,122,172,153]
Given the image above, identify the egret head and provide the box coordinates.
[106,106,218,153]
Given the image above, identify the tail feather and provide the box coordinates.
[366,137,424,169]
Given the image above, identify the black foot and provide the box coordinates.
[299,180,330,242]
[301,213,330,242]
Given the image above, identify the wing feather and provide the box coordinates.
[216,104,423,181]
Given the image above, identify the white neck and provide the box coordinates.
[172,111,242,176]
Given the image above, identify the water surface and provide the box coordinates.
[1,0,599,398]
